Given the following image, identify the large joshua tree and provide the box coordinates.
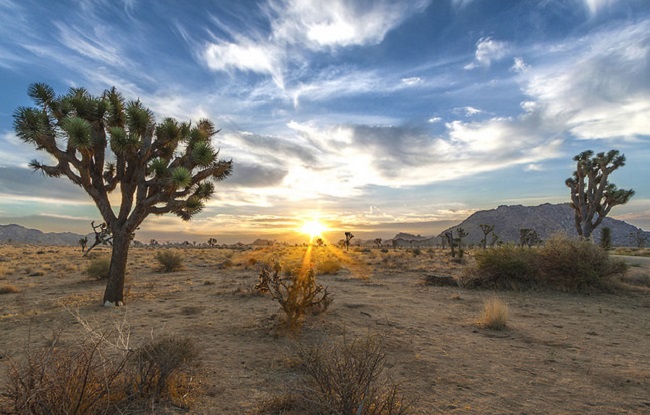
[14,83,232,306]
[565,150,634,239]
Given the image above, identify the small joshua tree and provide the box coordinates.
[374,238,382,249]
[444,231,455,258]
[629,229,648,248]
[78,236,88,252]
[479,224,495,250]
[519,228,541,248]
[344,232,354,251]
[566,150,634,239]
[456,227,468,259]
[14,83,232,305]
[599,227,612,250]
[207,237,218,247]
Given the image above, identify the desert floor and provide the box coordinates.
[1,244,649,414]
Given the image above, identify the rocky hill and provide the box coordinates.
[437,203,647,246]
[0,224,85,246]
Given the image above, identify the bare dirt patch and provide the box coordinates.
[1,245,649,414]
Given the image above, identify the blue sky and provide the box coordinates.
[0,0,648,243]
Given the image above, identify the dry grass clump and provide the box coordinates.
[466,234,627,292]
[479,297,509,330]
[256,263,332,329]
[85,257,111,280]
[317,258,342,275]
[155,250,184,273]
[0,284,21,294]
[0,329,202,414]
[293,336,411,415]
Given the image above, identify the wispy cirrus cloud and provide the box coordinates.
[522,18,650,140]
[196,0,430,88]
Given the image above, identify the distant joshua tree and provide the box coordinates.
[316,238,324,247]
[479,224,495,250]
[344,232,354,251]
[444,230,455,258]
[79,236,88,253]
[455,227,468,259]
[599,227,612,250]
[207,237,218,247]
[374,238,382,249]
[14,83,232,305]
[150,239,159,246]
[629,229,648,248]
[566,150,634,239]
[519,228,541,248]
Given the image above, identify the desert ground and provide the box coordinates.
[1,243,649,414]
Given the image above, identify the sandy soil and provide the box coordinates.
[1,244,649,414]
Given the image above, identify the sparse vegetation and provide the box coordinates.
[1,328,202,414]
[317,259,342,275]
[256,262,331,329]
[479,297,509,330]
[292,336,411,415]
[155,250,184,273]
[85,257,111,280]
[467,234,627,292]
[0,284,21,294]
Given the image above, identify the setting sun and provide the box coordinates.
[298,220,328,238]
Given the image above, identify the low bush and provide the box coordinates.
[1,330,202,414]
[537,235,627,292]
[155,250,184,273]
[466,234,627,292]
[86,257,111,280]
[294,336,411,415]
[465,245,539,290]
[256,262,331,329]
[317,259,342,275]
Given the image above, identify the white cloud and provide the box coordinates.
[511,57,529,73]
[581,0,619,16]
[401,76,423,86]
[522,19,650,140]
[428,117,442,123]
[465,37,509,70]
[269,0,430,48]
[464,106,482,116]
[203,41,285,88]
[199,0,430,86]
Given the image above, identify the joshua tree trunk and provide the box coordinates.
[102,228,131,306]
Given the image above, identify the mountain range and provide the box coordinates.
[1,203,647,247]
[0,224,86,246]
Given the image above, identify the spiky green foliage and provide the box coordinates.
[13,83,233,305]
[566,150,634,239]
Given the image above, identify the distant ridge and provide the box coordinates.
[437,203,647,246]
[0,224,85,246]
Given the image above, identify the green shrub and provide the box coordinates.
[537,234,627,292]
[467,245,539,289]
[155,250,184,273]
[467,235,627,292]
[86,257,111,280]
